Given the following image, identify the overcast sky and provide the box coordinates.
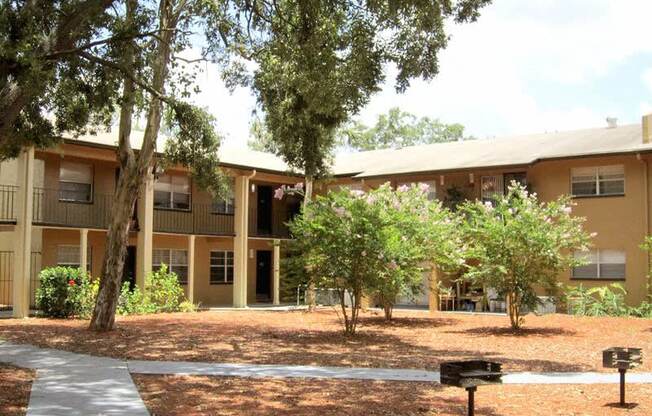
[187,0,652,149]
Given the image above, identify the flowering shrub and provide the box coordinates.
[288,182,462,333]
[459,183,592,329]
[36,267,98,318]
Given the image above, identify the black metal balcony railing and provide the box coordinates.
[0,185,17,223]
[153,205,234,235]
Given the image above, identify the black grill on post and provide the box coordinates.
[440,361,503,416]
[602,347,642,407]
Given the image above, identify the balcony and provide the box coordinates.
[32,188,113,229]
[153,205,234,235]
[248,205,292,238]
[0,185,17,223]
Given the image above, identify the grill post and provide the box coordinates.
[619,368,626,406]
[466,386,477,416]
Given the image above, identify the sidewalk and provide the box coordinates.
[2,341,652,415]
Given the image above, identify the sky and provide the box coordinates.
[186,0,652,150]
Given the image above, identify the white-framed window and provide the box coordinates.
[397,181,437,201]
[572,249,626,280]
[571,165,624,197]
[59,161,93,202]
[56,245,91,270]
[154,174,191,210]
[481,175,504,203]
[210,250,234,284]
[152,248,188,284]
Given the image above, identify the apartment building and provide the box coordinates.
[0,131,302,317]
[2,115,652,316]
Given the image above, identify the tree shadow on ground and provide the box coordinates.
[357,315,460,329]
[134,375,505,416]
[0,319,589,372]
[445,326,576,338]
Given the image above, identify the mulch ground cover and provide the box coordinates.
[133,374,652,416]
[0,364,34,416]
[1,309,651,373]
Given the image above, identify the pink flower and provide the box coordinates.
[562,206,572,214]
[295,182,304,190]
[68,279,76,286]
[350,189,365,197]
[397,184,409,193]
[273,187,285,200]
[418,183,430,193]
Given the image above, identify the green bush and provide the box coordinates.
[563,283,652,318]
[117,265,190,315]
[36,267,98,318]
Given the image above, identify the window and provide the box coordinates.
[154,174,191,210]
[153,249,188,284]
[59,161,93,202]
[212,181,235,214]
[572,249,626,280]
[57,245,91,270]
[571,165,624,197]
[481,175,504,203]
[503,172,527,193]
[397,181,437,201]
[210,251,234,284]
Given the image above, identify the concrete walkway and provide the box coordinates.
[0,342,149,416]
[2,341,652,415]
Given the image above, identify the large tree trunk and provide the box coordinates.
[303,176,317,311]
[89,0,175,331]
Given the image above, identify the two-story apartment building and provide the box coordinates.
[2,114,652,317]
[0,131,303,317]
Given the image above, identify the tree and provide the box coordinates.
[237,0,491,184]
[368,183,463,320]
[286,183,462,333]
[459,183,592,329]
[88,0,233,331]
[340,107,473,151]
[0,0,155,159]
[239,0,491,310]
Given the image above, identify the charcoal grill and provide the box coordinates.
[602,347,642,406]
[440,360,503,416]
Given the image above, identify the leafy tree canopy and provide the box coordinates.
[234,0,491,179]
[340,107,474,151]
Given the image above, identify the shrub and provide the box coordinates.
[563,283,652,318]
[36,267,98,318]
[116,265,189,315]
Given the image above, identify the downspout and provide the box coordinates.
[638,154,651,296]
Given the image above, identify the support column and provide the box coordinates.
[428,264,440,313]
[79,229,88,275]
[233,175,250,307]
[187,234,195,304]
[136,170,154,290]
[13,147,34,318]
[273,239,280,305]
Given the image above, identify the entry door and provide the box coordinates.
[122,246,137,290]
[256,250,272,299]
[257,185,273,235]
